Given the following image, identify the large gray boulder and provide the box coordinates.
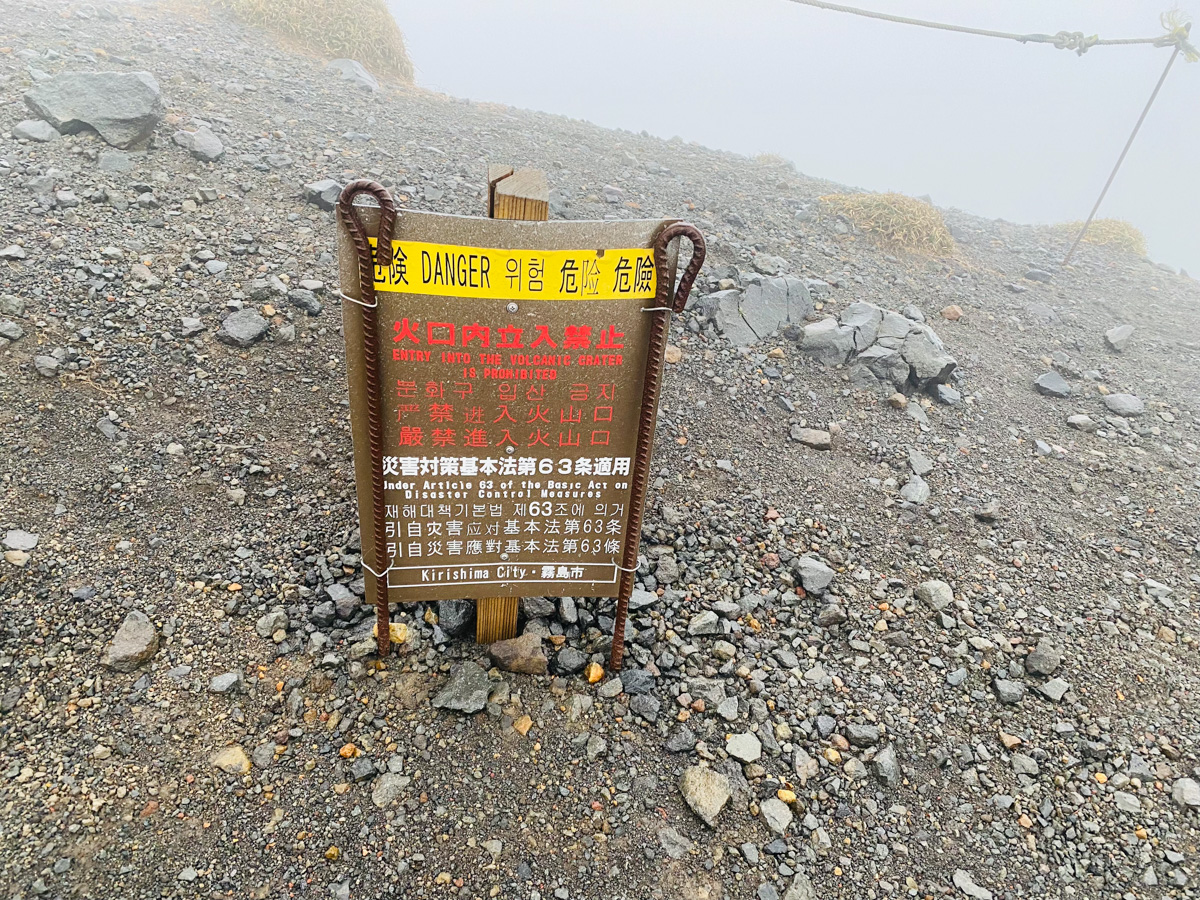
[25,71,162,148]
[739,275,814,340]
[857,345,909,388]
[900,325,956,388]
[839,301,883,351]
[1104,393,1145,417]
[327,59,380,92]
[800,316,855,366]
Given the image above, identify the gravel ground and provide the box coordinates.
[2,2,1200,899]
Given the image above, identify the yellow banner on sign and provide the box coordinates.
[368,239,657,301]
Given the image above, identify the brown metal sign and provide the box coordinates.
[337,182,704,664]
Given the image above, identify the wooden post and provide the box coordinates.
[475,166,550,646]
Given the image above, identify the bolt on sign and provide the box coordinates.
[336,181,704,666]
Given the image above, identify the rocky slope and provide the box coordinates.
[2,2,1199,899]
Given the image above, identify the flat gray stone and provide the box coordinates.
[174,126,224,161]
[1038,678,1070,702]
[217,309,269,347]
[790,427,831,450]
[953,869,994,900]
[657,826,691,860]
[726,732,762,763]
[432,662,491,713]
[25,71,162,148]
[908,448,934,476]
[899,475,930,504]
[1171,778,1200,808]
[1034,370,1071,398]
[993,679,1026,704]
[3,530,38,552]
[13,119,59,142]
[371,774,411,810]
[1104,393,1145,417]
[857,344,909,387]
[758,797,793,835]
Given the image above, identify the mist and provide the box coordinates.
[392,0,1198,275]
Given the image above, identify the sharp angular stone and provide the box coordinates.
[1171,778,1200,808]
[688,610,722,636]
[759,797,793,835]
[899,475,930,504]
[304,179,343,211]
[839,301,883,351]
[901,325,956,387]
[873,743,900,786]
[217,309,269,347]
[554,646,587,675]
[795,556,835,593]
[1105,324,1133,352]
[488,633,548,675]
[782,874,816,900]
[25,71,162,148]
[102,611,159,672]
[1034,371,1071,398]
[432,662,491,713]
[679,766,731,827]
[326,59,380,92]
[436,599,473,637]
[857,344,909,387]
[657,826,691,860]
[726,732,762,763]
[993,679,1026,704]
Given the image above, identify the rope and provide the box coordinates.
[782,0,1197,57]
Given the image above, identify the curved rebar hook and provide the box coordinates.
[337,180,397,656]
[609,221,706,671]
[654,222,707,315]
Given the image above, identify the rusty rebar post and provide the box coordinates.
[337,181,397,657]
[609,223,706,671]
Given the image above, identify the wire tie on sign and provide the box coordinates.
[335,288,378,309]
[640,306,674,313]
[361,558,398,578]
[613,562,640,573]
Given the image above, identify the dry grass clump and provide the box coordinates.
[1057,218,1147,256]
[220,0,414,82]
[820,192,955,255]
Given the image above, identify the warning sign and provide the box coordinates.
[369,239,657,302]
[340,210,676,603]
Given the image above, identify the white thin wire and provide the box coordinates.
[361,558,398,578]
[614,562,640,573]
[641,306,674,313]
[336,288,377,309]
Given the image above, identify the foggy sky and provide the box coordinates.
[392,0,1198,275]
